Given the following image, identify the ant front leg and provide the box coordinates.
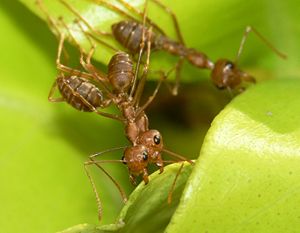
[129,169,149,185]
[167,162,184,204]
[235,26,287,64]
[84,157,128,221]
[84,162,104,221]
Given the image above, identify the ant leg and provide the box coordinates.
[67,19,110,84]
[173,58,184,96]
[118,0,186,95]
[136,70,166,117]
[235,26,287,65]
[142,168,149,184]
[35,0,70,64]
[129,1,149,99]
[73,20,118,99]
[89,0,144,25]
[59,18,115,99]
[59,0,119,53]
[89,147,128,201]
[150,0,185,44]
[162,57,184,96]
[71,19,108,82]
[132,32,152,106]
[135,58,185,113]
[48,81,64,102]
[55,32,97,80]
[84,157,127,221]
[129,174,137,186]
[167,162,184,204]
[89,0,165,36]
[36,0,59,34]
[59,0,111,37]
[162,148,194,165]
[84,163,103,221]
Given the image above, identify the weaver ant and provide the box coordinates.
[59,0,287,95]
[36,0,193,221]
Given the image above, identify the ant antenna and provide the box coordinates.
[162,148,194,165]
[163,148,194,204]
[235,26,287,65]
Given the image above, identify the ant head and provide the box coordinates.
[136,130,164,164]
[123,145,149,177]
[137,129,163,150]
[108,52,134,93]
[211,59,255,90]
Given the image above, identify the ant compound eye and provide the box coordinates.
[142,151,148,161]
[121,155,127,165]
[154,135,161,145]
[225,61,235,70]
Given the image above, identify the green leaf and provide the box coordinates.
[59,162,193,233]
[166,79,300,233]
[1,0,300,233]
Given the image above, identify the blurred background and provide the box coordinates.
[0,0,299,232]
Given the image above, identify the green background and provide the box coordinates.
[0,0,299,232]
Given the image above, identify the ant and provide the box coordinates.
[59,0,287,95]
[36,0,193,221]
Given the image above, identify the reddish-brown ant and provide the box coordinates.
[36,0,193,220]
[59,0,287,95]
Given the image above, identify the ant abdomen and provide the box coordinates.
[112,21,147,53]
[57,76,103,111]
[107,52,134,93]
